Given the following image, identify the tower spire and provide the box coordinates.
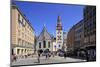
[43,24,46,32]
[44,23,46,27]
[57,15,61,22]
[56,15,63,50]
[43,24,46,40]
[56,15,62,30]
[57,15,61,24]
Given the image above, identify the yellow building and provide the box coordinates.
[11,4,35,58]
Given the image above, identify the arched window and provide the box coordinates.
[39,42,41,48]
[43,41,46,48]
[48,42,50,48]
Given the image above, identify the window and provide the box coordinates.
[18,39,21,45]
[57,31,62,34]
[59,44,60,47]
[24,41,26,46]
[25,49,26,53]
[17,49,20,54]
[18,30,20,36]
[21,18,25,27]
[12,49,14,55]
[57,36,62,40]
[48,42,50,48]
[22,18,24,23]
[19,22,22,28]
[43,41,46,48]
[18,14,20,21]
[22,19,25,26]
[39,42,41,48]
[22,40,24,46]
[22,49,23,54]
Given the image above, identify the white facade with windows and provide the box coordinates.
[36,26,53,51]
[56,16,63,50]
[56,30,63,49]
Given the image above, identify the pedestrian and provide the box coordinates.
[46,53,47,59]
[48,53,50,59]
[85,50,89,62]
[64,53,67,59]
[38,53,40,63]
[53,53,54,57]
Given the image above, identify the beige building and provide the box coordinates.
[11,4,35,58]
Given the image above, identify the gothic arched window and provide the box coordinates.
[43,41,46,48]
[39,42,41,48]
[48,42,50,48]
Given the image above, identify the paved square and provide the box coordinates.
[12,55,86,66]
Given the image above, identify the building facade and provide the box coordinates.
[11,4,35,58]
[62,32,67,51]
[66,26,75,51]
[84,6,96,47]
[36,26,53,51]
[66,6,96,61]
[83,6,96,61]
[74,20,84,49]
[56,16,63,50]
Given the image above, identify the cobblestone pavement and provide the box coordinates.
[12,55,86,66]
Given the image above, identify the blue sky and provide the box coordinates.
[13,1,84,36]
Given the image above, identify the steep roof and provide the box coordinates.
[38,26,52,41]
[57,15,61,25]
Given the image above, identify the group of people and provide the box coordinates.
[37,51,67,63]
[12,54,32,62]
[37,52,51,63]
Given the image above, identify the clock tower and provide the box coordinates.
[56,16,63,50]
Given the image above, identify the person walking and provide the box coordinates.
[64,53,67,59]
[38,53,40,63]
[37,49,43,63]
[52,52,55,57]
[45,53,48,59]
[48,53,50,59]
[85,50,89,62]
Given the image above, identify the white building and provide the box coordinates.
[56,16,63,50]
[52,38,57,51]
[36,25,53,51]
